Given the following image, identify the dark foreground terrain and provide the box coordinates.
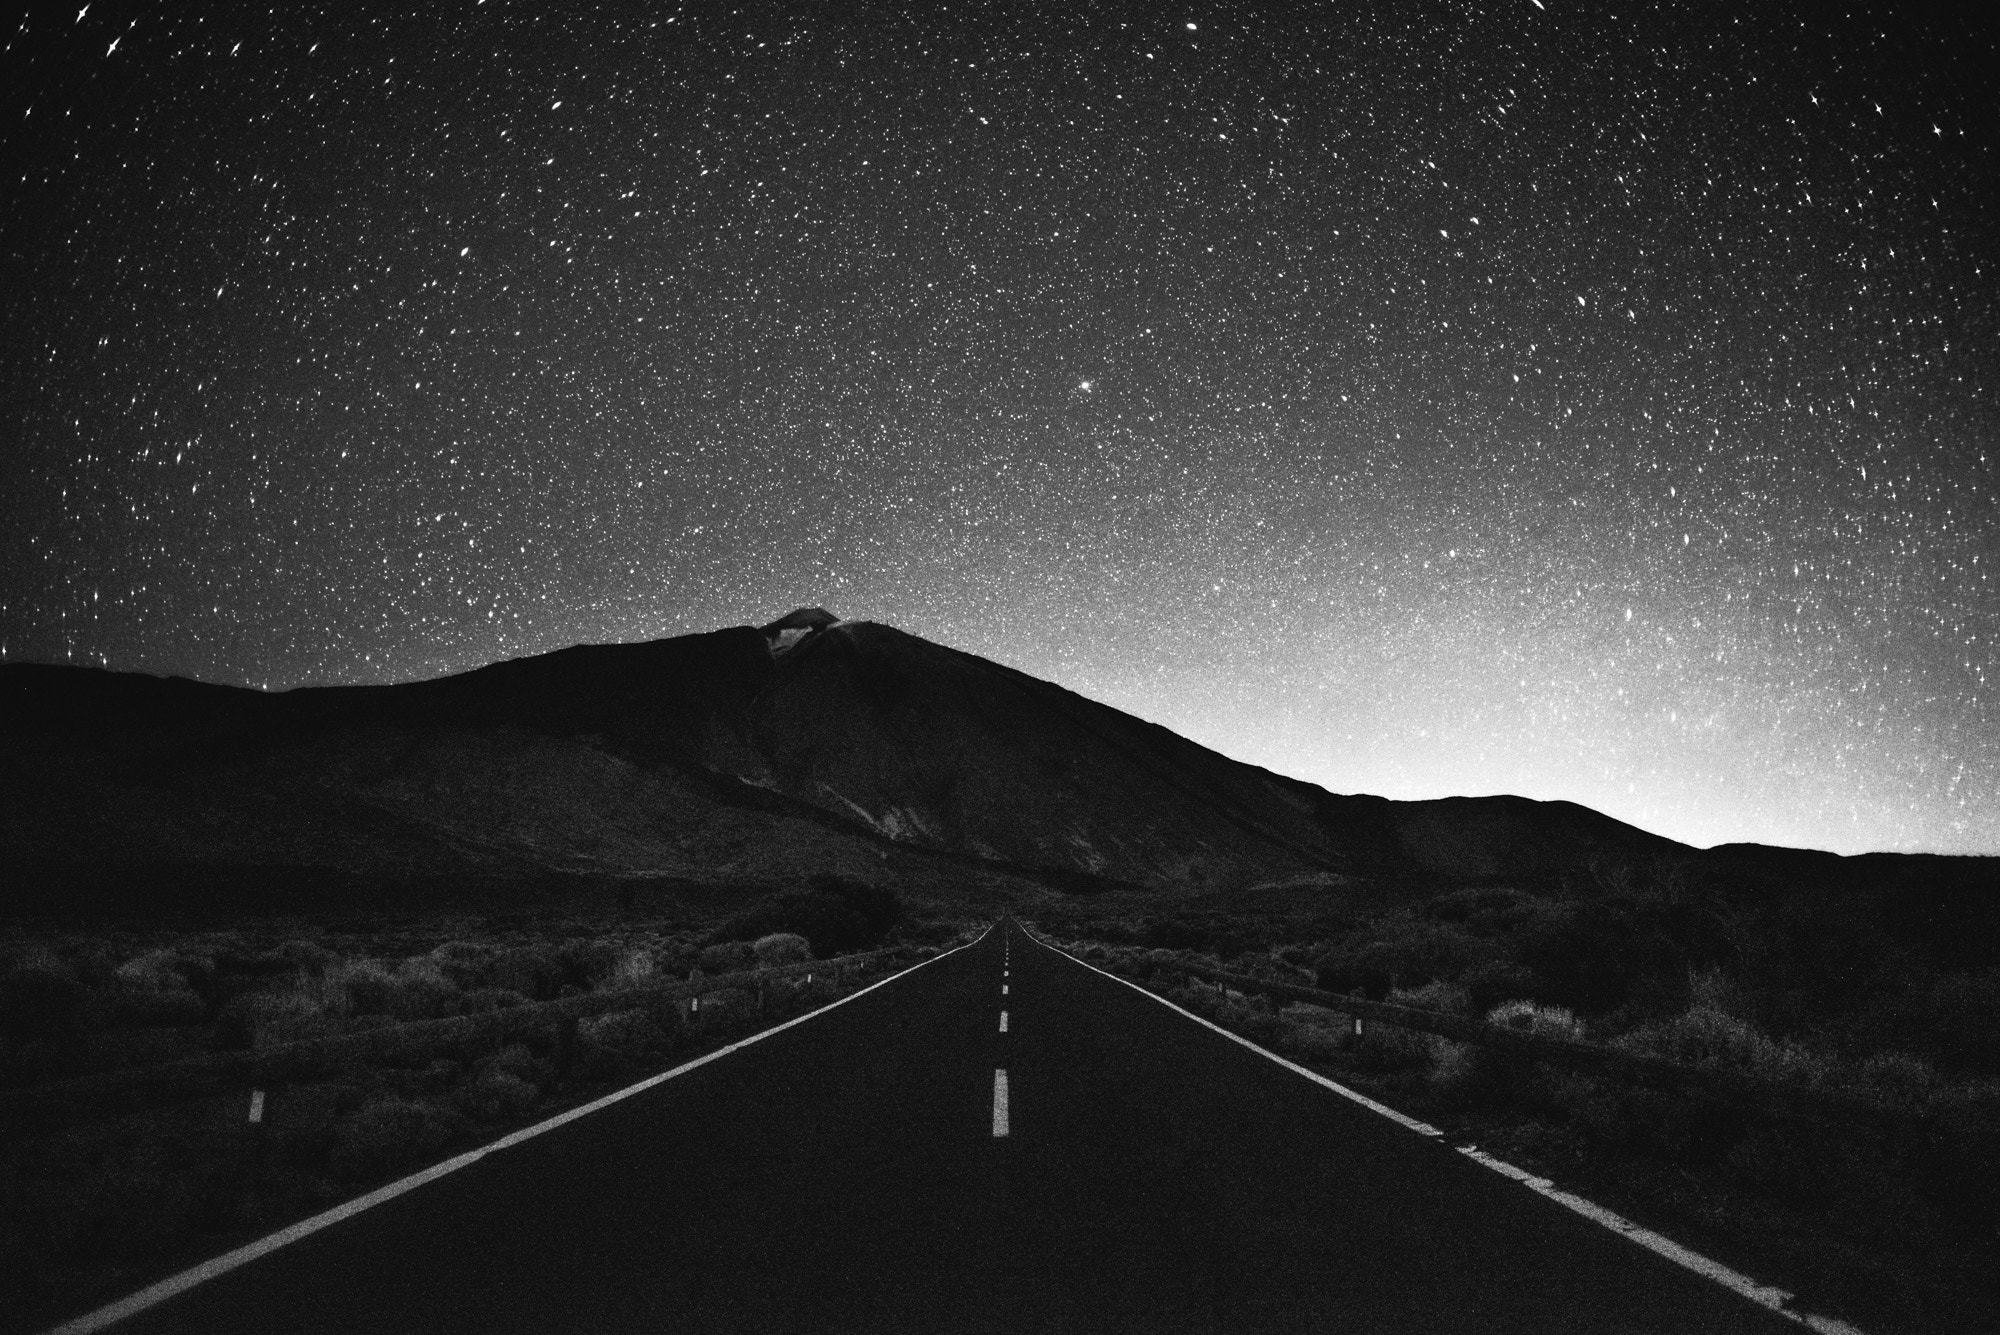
[36,924,1806,1335]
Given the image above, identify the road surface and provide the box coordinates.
[71,921,1798,1333]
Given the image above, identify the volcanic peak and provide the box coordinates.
[761,607,841,655]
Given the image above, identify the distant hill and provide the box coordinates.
[0,610,1941,921]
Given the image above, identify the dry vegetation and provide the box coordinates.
[1039,902,2000,1335]
[0,882,974,1333]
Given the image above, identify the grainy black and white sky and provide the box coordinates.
[2,0,1994,855]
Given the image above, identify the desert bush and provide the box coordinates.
[688,986,756,1038]
[1274,1007,1349,1063]
[459,1071,540,1122]
[605,947,658,990]
[1486,999,1585,1042]
[1347,1019,1432,1071]
[1215,995,1284,1047]
[489,944,564,999]
[752,933,811,967]
[216,979,349,1048]
[428,940,499,989]
[1390,979,1472,1016]
[336,958,464,1021]
[459,986,530,1013]
[113,949,189,990]
[480,1042,549,1088]
[698,941,755,974]
[777,976,842,1017]
[329,1097,460,1181]
[107,953,208,1028]
[1424,1001,1588,1107]
[1615,1005,1831,1088]
[575,1010,670,1083]
[273,939,337,976]
[1428,1039,1481,1095]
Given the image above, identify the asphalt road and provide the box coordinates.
[85,921,1797,1334]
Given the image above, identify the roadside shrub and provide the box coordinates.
[1275,1007,1349,1063]
[275,939,338,976]
[428,940,499,989]
[606,948,658,990]
[1216,995,1283,1047]
[1428,1039,1482,1096]
[113,949,190,991]
[575,1010,669,1083]
[688,986,755,1038]
[1347,1019,1431,1071]
[459,986,530,1013]
[697,941,755,974]
[490,945,564,999]
[336,958,464,1021]
[1615,1005,1831,1088]
[217,982,347,1048]
[1390,980,1471,1016]
[108,953,208,1027]
[1487,999,1585,1043]
[329,1097,459,1181]
[752,933,812,967]
[480,1043,548,1089]
[459,1071,540,1122]
[1425,1003,1588,1110]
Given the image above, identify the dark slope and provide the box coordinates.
[2,611,1699,916]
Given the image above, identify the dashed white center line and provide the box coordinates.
[992,1068,1009,1137]
[1002,983,1009,994]
[999,1010,1008,1032]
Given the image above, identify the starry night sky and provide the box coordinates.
[2,0,1995,856]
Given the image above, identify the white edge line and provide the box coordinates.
[1024,933,1442,1138]
[1025,931,1866,1335]
[43,925,998,1335]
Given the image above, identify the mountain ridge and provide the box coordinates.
[3,610,1958,921]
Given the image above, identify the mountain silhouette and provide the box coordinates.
[0,611,1692,917]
